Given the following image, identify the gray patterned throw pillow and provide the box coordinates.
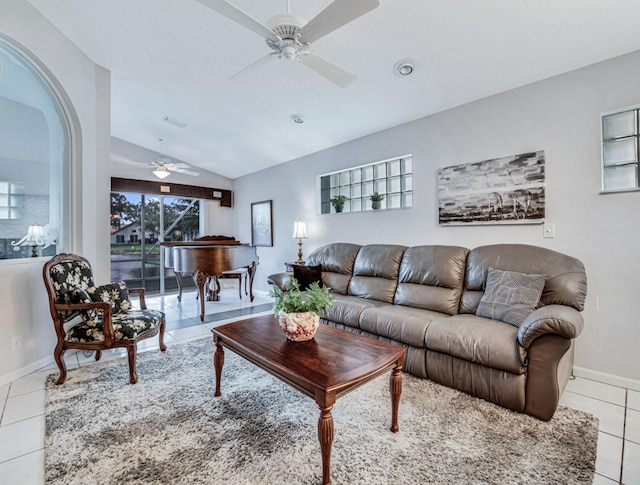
[476,267,546,327]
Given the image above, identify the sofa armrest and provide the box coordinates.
[517,305,584,349]
[267,272,293,291]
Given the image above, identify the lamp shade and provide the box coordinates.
[26,224,45,244]
[153,166,170,179]
[292,219,307,239]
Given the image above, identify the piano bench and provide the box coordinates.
[219,269,248,299]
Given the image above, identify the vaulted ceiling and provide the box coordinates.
[28,0,640,179]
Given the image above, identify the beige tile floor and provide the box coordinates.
[0,286,638,484]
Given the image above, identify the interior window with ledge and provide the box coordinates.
[319,155,413,214]
[0,37,71,259]
[602,106,640,192]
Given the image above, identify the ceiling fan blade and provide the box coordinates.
[299,0,379,44]
[111,153,146,166]
[171,167,200,177]
[300,52,356,88]
[165,162,192,170]
[194,0,278,41]
[230,52,278,81]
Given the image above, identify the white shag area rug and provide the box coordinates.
[45,334,598,484]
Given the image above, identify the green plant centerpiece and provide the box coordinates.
[269,279,333,341]
[370,192,385,209]
[329,194,349,213]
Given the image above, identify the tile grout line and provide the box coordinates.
[618,390,627,484]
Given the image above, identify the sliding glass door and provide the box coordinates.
[110,192,201,293]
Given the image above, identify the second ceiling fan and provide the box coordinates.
[196,0,380,87]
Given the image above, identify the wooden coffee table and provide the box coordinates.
[212,314,406,485]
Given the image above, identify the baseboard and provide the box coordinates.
[573,365,640,392]
[0,355,55,388]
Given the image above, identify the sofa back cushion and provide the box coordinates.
[306,243,362,295]
[348,244,407,303]
[461,244,587,313]
[394,245,469,315]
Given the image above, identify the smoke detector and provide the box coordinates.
[394,59,415,77]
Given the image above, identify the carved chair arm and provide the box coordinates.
[127,287,147,310]
[54,301,115,346]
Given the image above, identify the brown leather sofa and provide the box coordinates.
[268,242,587,421]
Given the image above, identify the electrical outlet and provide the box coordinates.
[11,336,22,352]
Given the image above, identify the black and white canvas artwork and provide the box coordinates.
[438,151,545,225]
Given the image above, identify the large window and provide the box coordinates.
[602,106,640,192]
[111,192,201,293]
[319,155,413,214]
[0,37,71,259]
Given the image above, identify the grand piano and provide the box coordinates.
[161,236,259,321]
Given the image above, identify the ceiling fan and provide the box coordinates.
[196,0,380,87]
[111,153,200,179]
[149,159,200,179]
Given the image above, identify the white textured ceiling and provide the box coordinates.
[27,0,640,179]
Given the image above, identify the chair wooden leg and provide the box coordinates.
[159,317,167,352]
[95,350,102,361]
[127,343,138,384]
[54,343,67,385]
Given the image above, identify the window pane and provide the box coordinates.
[330,174,340,187]
[351,184,361,198]
[604,165,637,190]
[402,175,413,191]
[351,198,362,212]
[362,181,373,197]
[388,193,401,209]
[374,179,386,194]
[350,169,361,184]
[388,160,401,177]
[402,192,413,207]
[401,158,412,174]
[374,163,386,179]
[388,176,401,193]
[603,111,636,139]
[340,171,350,186]
[603,138,637,166]
[362,166,373,181]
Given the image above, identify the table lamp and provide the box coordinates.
[292,219,307,265]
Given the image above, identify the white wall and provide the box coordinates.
[0,0,111,384]
[234,50,640,386]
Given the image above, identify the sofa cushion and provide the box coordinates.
[476,268,546,326]
[322,294,388,329]
[461,244,587,313]
[306,243,362,295]
[425,314,525,375]
[394,245,469,315]
[292,264,322,290]
[359,304,448,348]
[349,244,407,303]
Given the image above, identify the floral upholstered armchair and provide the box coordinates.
[42,253,167,384]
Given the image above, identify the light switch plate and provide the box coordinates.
[543,222,555,238]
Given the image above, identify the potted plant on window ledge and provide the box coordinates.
[370,192,385,210]
[329,195,349,213]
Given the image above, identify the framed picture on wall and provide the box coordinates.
[251,200,273,246]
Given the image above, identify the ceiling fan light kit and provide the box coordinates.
[152,166,170,179]
[198,0,380,87]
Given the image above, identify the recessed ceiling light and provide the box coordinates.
[393,59,415,77]
[291,114,304,124]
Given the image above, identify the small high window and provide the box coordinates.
[319,155,413,214]
[602,106,640,192]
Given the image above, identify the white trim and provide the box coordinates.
[573,365,640,392]
[0,355,54,388]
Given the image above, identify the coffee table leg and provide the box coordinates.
[390,359,403,432]
[318,404,334,485]
[214,343,224,397]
